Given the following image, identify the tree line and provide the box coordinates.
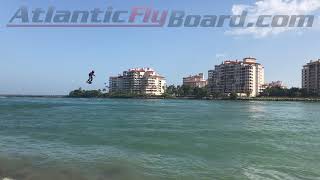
[259,87,317,97]
[69,86,318,98]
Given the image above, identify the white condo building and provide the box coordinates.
[302,59,320,95]
[109,68,166,96]
[208,57,265,97]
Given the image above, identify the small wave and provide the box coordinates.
[2,178,15,180]
[243,167,298,180]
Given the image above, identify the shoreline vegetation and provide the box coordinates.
[67,86,320,102]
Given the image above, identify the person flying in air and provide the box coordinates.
[87,70,95,84]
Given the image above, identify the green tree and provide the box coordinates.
[69,88,104,98]
[229,92,238,100]
[193,86,208,98]
[166,85,177,95]
[181,85,193,96]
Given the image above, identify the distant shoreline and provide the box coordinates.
[2,94,320,102]
[0,95,67,98]
[235,97,320,102]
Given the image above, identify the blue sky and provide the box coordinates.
[0,0,319,95]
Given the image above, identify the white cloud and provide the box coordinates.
[228,0,320,38]
[215,53,227,59]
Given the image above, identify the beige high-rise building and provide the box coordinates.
[183,73,207,88]
[302,60,320,95]
[109,68,166,96]
[208,57,265,97]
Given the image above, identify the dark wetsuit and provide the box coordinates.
[87,71,95,84]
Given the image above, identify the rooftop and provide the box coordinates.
[223,58,259,65]
[128,67,155,72]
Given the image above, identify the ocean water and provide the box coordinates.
[0,97,320,180]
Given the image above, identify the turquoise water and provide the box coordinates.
[0,97,320,180]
